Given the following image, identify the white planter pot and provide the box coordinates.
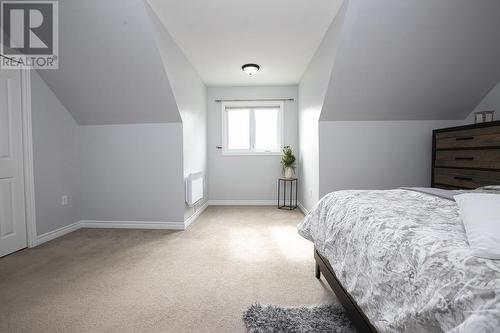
[284,167,294,178]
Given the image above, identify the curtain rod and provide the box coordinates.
[215,98,295,103]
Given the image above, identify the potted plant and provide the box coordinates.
[281,146,296,178]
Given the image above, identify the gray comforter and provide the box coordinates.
[298,189,500,333]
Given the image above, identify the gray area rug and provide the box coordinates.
[242,303,357,333]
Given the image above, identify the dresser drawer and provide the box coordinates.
[435,149,500,169]
[435,126,500,149]
[433,168,500,189]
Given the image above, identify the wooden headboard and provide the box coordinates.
[432,120,500,189]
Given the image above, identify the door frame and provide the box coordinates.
[20,69,37,248]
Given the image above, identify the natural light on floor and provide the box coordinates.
[269,226,311,261]
[228,225,311,262]
[228,227,270,261]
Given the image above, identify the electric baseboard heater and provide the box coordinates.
[186,173,204,206]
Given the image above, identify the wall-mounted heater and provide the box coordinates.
[186,172,204,207]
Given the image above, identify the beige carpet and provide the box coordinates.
[0,206,336,333]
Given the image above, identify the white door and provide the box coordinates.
[0,70,27,257]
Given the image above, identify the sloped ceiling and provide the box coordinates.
[37,0,181,125]
[320,0,500,121]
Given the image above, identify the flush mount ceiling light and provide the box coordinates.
[242,63,260,76]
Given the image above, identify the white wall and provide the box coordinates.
[31,72,80,235]
[78,124,185,223]
[318,120,460,196]
[464,80,500,124]
[298,2,347,211]
[147,3,208,220]
[207,86,298,201]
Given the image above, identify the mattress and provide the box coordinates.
[297,189,500,333]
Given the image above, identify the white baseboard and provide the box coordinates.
[35,200,294,246]
[208,200,276,206]
[36,221,81,246]
[184,201,209,229]
[79,220,185,230]
[34,218,189,247]
[298,202,309,215]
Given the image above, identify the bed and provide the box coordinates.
[298,121,500,332]
[298,188,500,332]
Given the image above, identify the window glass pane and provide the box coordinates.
[227,109,250,150]
[255,108,279,151]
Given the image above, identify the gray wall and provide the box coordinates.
[298,0,500,210]
[31,1,208,230]
[298,2,347,211]
[78,124,185,222]
[321,0,500,121]
[37,0,181,125]
[31,72,80,235]
[147,4,208,219]
[465,80,500,124]
[318,120,460,196]
[207,86,298,201]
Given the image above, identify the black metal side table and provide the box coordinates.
[277,177,298,210]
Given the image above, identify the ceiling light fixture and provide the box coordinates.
[242,63,260,76]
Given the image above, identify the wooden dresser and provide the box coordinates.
[432,121,500,189]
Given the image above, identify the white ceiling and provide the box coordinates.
[147,0,343,86]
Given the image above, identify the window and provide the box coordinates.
[222,101,283,155]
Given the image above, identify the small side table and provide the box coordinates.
[277,177,298,210]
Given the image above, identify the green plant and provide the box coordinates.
[280,146,296,173]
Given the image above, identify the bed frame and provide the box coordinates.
[314,248,379,333]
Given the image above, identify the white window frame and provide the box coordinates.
[221,101,284,155]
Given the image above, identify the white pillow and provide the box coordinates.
[454,193,500,259]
